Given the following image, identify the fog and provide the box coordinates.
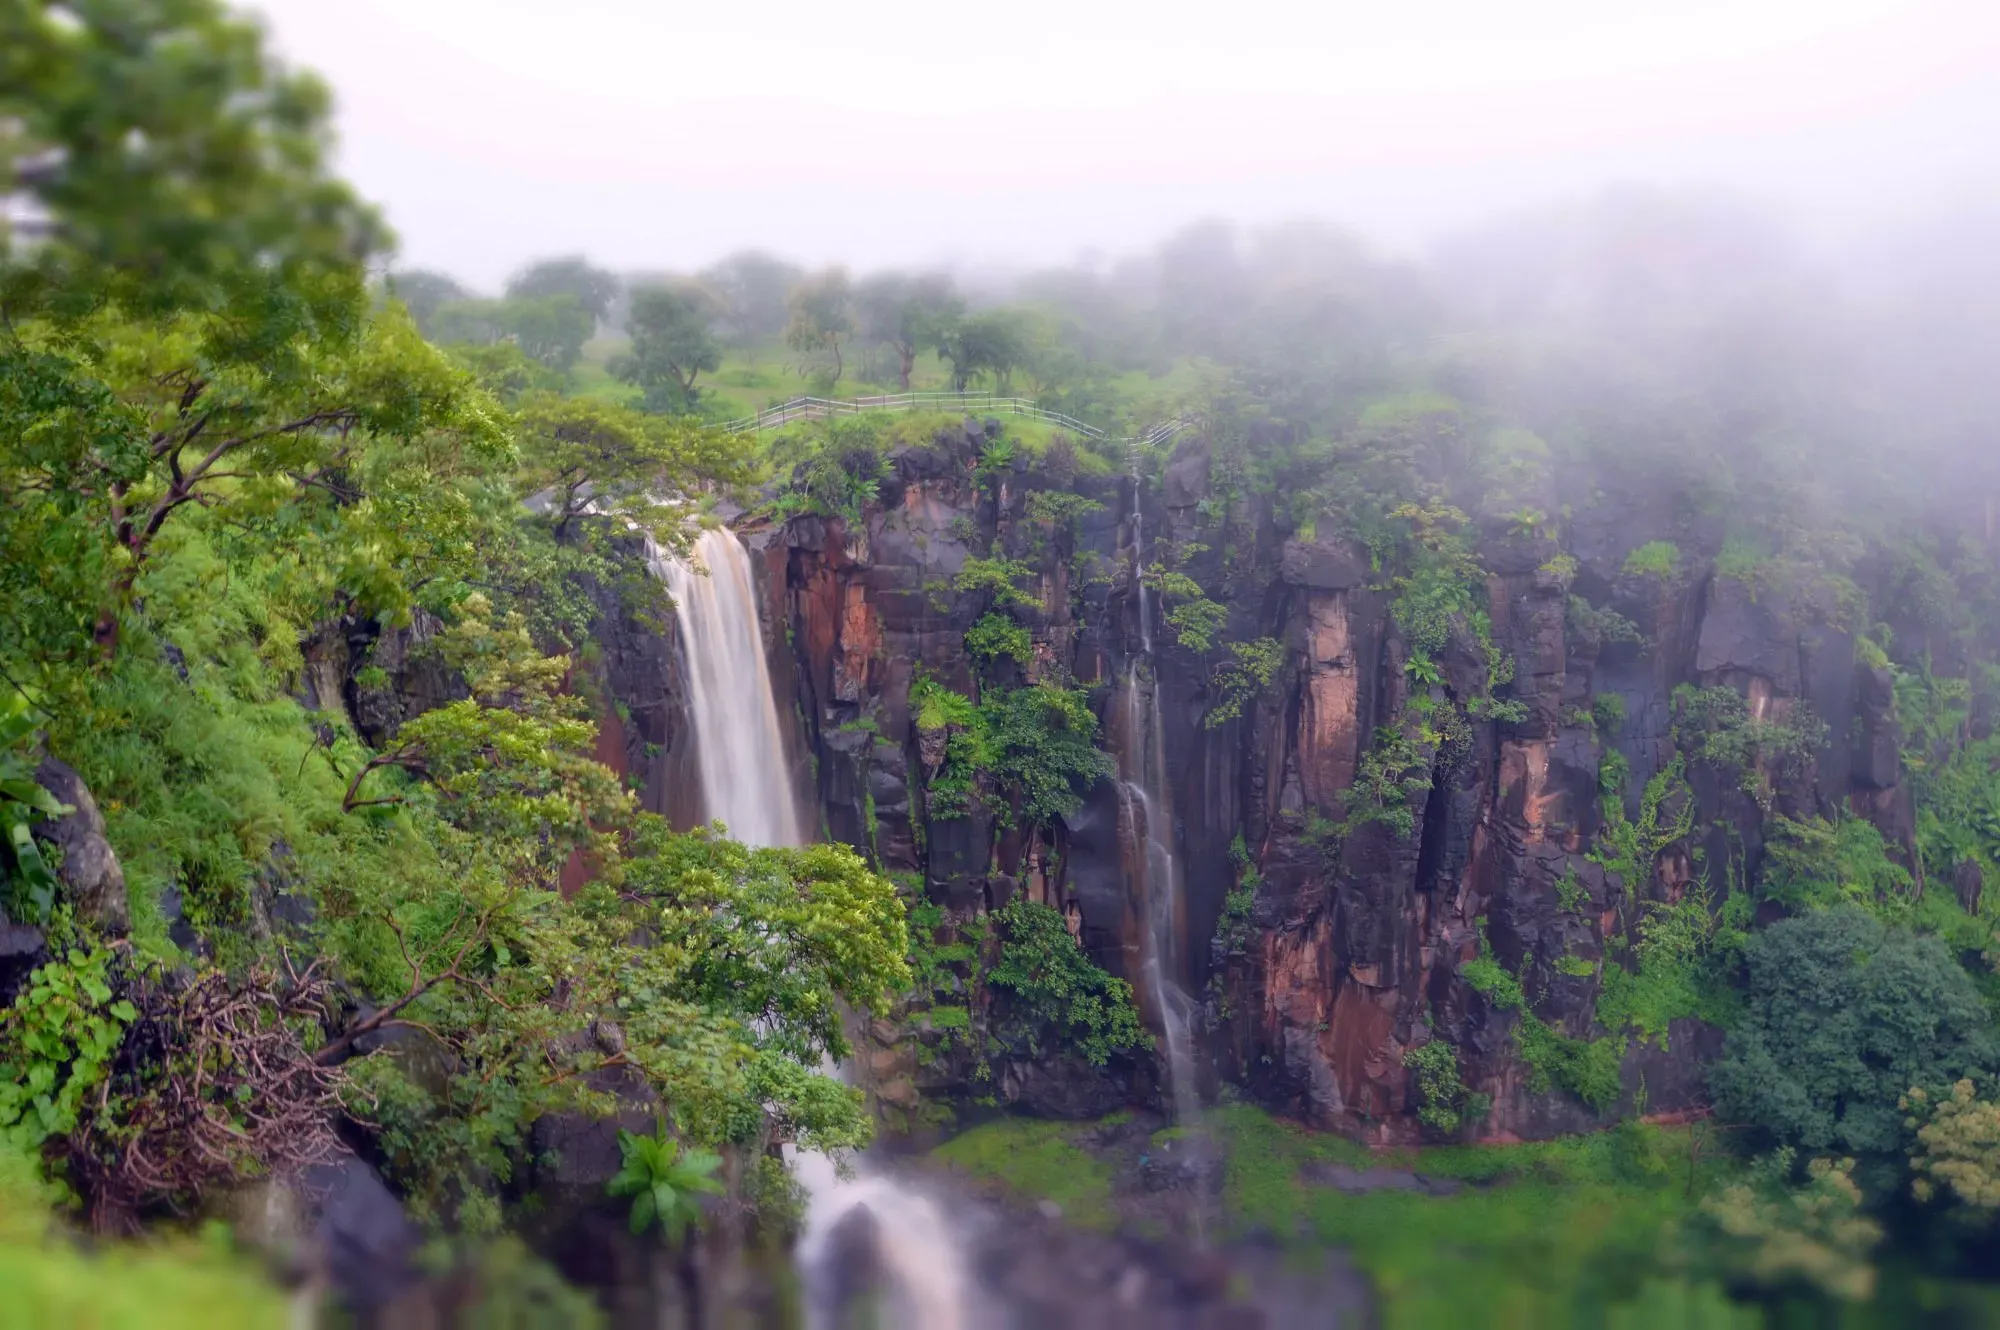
[253,0,2000,287]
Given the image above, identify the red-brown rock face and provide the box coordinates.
[595,422,1919,1139]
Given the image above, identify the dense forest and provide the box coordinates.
[6,2,2000,1327]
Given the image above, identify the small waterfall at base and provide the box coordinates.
[652,525,972,1328]
[1122,509,1202,1129]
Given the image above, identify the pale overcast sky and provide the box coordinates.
[251,0,2000,289]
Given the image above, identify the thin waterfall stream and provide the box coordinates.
[1122,509,1202,1130]
[651,526,971,1330]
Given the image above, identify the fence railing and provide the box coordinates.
[720,392,1200,455]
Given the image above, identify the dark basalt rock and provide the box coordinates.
[31,757,128,935]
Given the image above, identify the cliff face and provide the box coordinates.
[605,419,1920,1142]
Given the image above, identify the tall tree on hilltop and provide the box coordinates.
[785,270,854,390]
[856,272,963,390]
[385,269,471,337]
[505,255,621,325]
[612,284,723,413]
[698,251,804,351]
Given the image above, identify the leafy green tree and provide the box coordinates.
[785,270,854,389]
[611,285,722,412]
[505,256,620,324]
[1711,907,1998,1156]
[934,308,1026,392]
[384,269,471,335]
[1682,1150,1883,1303]
[2,0,387,320]
[696,251,802,350]
[499,294,595,373]
[1904,1079,2000,1212]
[512,392,750,545]
[988,899,1147,1067]
[855,272,961,390]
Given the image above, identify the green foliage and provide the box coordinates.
[964,613,1032,672]
[954,557,1038,609]
[1713,535,1770,588]
[1682,1150,1882,1303]
[910,675,1111,830]
[515,392,747,547]
[1341,722,1439,840]
[1555,868,1590,915]
[1710,906,1999,1157]
[988,899,1148,1067]
[0,947,135,1158]
[1567,596,1645,655]
[1023,490,1105,530]
[1461,925,1621,1110]
[0,698,67,924]
[612,285,723,413]
[1592,692,1628,735]
[0,1144,286,1328]
[1217,838,1262,953]
[1623,542,1681,579]
[1760,815,1914,911]
[1595,878,1720,1047]
[1904,1079,2000,1211]
[932,1117,1117,1230]
[607,1120,726,1243]
[1404,1039,1486,1134]
[1206,637,1284,727]
[505,257,621,324]
[1672,686,1827,805]
[768,415,886,526]
[1591,755,1694,895]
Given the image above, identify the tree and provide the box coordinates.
[934,308,1027,392]
[1710,907,1999,1157]
[612,285,722,413]
[499,293,595,373]
[855,272,961,390]
[1904,1080,2000,1212]
[697,251,803,350]
[504,256,620,324]
[785,270,854,389]
[384,269,471,336]
[1,0,388,321]
[511,392,750,545]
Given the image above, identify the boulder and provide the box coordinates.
[31,758,128,935]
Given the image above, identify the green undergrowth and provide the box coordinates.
[931,1115,1118,1231]
[1209,1103,1726,1330]
[0,1147,285,1328]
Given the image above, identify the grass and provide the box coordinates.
[1207,1103,1725,1330]
[936,1102,1732,1330]
[930,1116,1119,1231]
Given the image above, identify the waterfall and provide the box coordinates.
[651,525,971,1328]
[650,528,803,848]
[1122,510,1201,1128]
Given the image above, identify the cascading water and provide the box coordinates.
[1121,510,1202,1129]
[651,527,804,847]
[652,525,970,1329]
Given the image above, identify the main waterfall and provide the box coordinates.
[652,525,970,1329]
[651,527,804,847]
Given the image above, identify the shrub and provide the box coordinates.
[987,900,1147,1067]
[1710,907,1998,1157]
[1623,542,1680,579]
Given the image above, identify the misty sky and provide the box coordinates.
[253,0,2000,289]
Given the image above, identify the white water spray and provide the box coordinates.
[1122,510,1202,1128]
[652,525,971,1328]
[651,528,803,848]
